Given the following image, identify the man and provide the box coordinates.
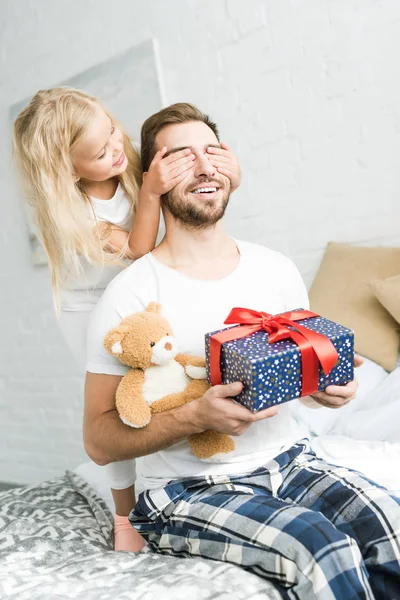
[85,103,400,599]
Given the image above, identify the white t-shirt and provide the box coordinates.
[60,184,133,312]
[86,240,309,495]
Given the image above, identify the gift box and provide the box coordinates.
[205,308,354,412]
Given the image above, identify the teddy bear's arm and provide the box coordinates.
[151,378,210,414]
[116,369,152,428]
[175,354,207,380]
[150,393,188,414]
[175,354,206,368]
[188,430,235,459]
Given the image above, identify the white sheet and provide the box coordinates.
[76,358,400,507]
[311,436,400,495]
[332,367,400,442]
[289,357,389,436]
[296,361,400,495]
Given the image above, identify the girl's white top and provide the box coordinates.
[60,184,133,312]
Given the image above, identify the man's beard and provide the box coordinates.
[162,178,231,229]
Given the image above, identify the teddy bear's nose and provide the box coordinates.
[164,342,172,351]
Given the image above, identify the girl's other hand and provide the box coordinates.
[206,142,242,191]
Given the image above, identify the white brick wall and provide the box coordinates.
[1,0,400,484]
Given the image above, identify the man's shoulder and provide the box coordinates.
[86,254,160,376]
[104,253,156,298]
[91,253,157,323]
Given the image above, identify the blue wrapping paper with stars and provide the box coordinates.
[205,311,355,412]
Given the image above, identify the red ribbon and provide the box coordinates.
[209,308,339,396]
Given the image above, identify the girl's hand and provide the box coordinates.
[142,147,195,197]
[206,142,242,191]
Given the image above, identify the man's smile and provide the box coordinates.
[191,186,218,194]
[188,181,222,200]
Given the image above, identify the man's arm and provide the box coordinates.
[83,372,203,465]
[84,284,204,463]
[83,373,280,466]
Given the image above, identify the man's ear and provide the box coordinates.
[104,327,126,356]
[146,302,162,314]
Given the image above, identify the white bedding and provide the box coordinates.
[290,357,400,494]
[311,436,400,494]
[76,357,400,506]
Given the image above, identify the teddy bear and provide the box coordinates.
[104,302,235,460]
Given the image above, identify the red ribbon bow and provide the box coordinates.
[209,308,339,397]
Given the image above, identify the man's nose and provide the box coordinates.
[193,153,216,178]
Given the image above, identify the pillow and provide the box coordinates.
[309,242,400,371]
[372,274,400,325]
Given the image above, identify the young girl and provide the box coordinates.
[12,87,242,552]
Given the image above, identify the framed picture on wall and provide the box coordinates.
[9,38,165,266]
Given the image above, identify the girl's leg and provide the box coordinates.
[105,460,146,552]
[58,309,90,369]
[111,485,136,515]
[58,311,145,552]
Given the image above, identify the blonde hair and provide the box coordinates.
[12,87,141,311]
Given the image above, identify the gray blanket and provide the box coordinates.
[0,472,281,599]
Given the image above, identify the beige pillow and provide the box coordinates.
[309,242,400,372]
[372,274,400,326]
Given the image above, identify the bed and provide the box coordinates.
[2,242,400,598]
[0,471,281,600]
[1,356,399,600]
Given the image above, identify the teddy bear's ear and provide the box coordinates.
[104,328,125,356]
[146,302,162,314]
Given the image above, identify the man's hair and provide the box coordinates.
[140,103,220,172]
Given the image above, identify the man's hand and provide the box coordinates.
[308,354,364,409]
[142,147,195,197]
[187,381,280,437]
[206,142,242,191]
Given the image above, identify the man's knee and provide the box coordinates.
[268,506,363,569]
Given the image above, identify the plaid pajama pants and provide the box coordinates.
[130,440,400,600]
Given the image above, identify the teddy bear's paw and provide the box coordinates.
[186,365,207,380]
[117,397,152,428]
[211,434,236,458]
[203,450,235,463]
[188,431,235,460]
[120,415,151,428]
